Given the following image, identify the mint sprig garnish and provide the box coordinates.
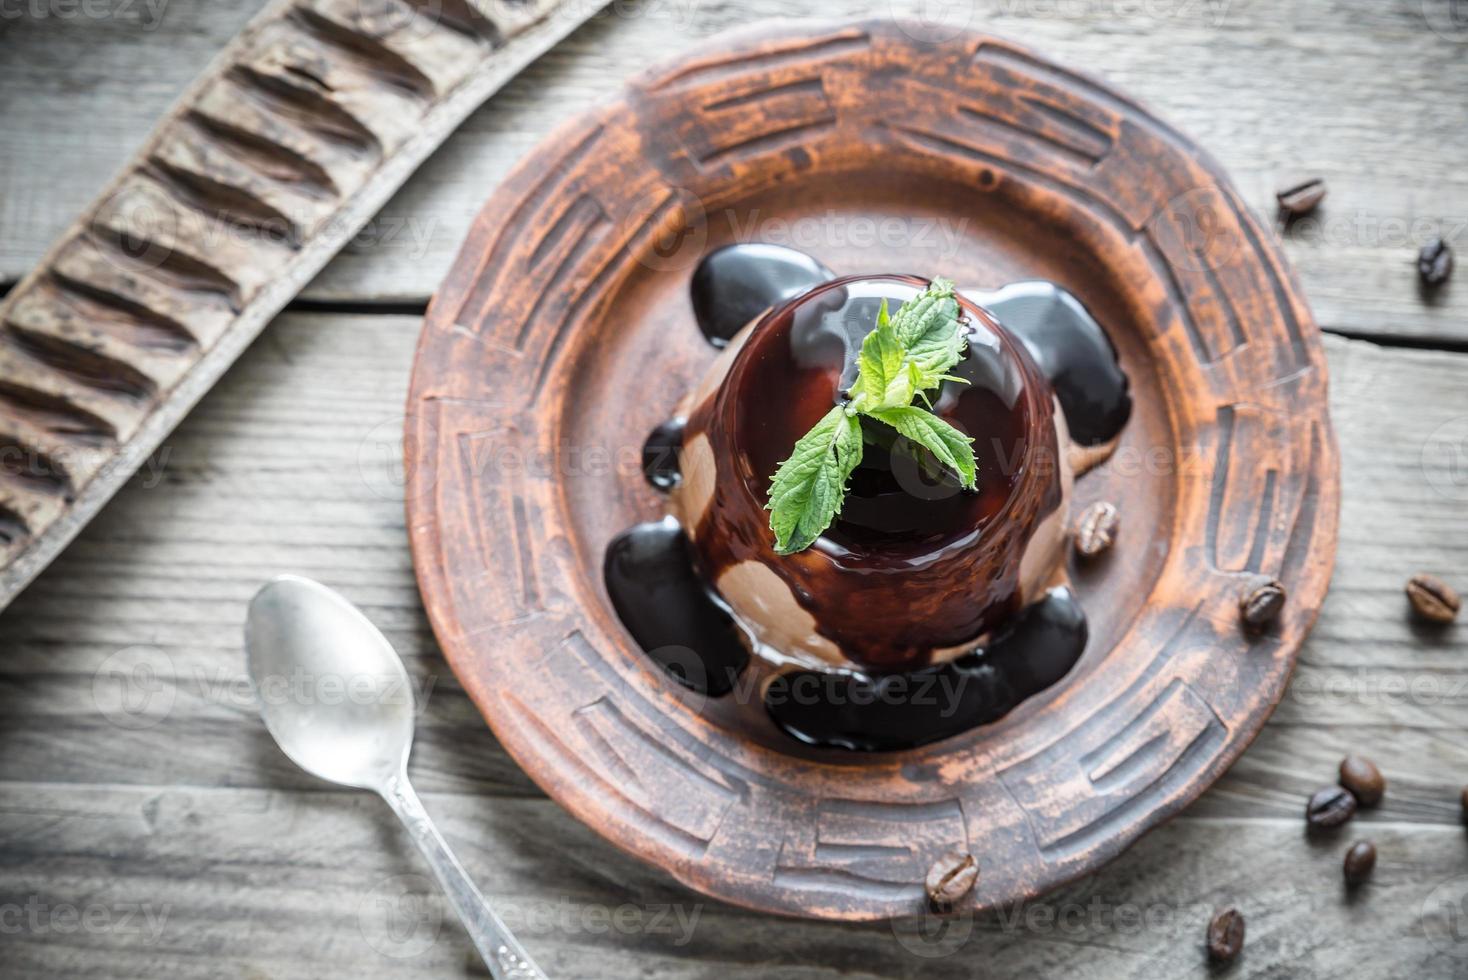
[766,278,978,554]
[766,405,864,556]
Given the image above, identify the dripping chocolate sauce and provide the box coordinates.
[766,587,1087,751]
[607,243,1131,752]
[641,417,685,491]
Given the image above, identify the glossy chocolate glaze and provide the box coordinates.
[603,245,1131,751]
[766,586,1087,751]
[641,417,685,491]
[603,517,747,697]
[690,243,834,347]
[690,274,1061,671]
[971,281,1131,446]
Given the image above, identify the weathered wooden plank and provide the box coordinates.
[0,783,1463,978]
[2,0,1466,342]
[0,314,1464,816]
[0,313,1465,973]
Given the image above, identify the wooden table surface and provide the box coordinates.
[2,2,1466,977]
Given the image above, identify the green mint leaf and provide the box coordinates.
[851,307,914,410]
[766,276,977,553]
[868,405,978,489]
[890,277,966,384]
[767,404,864,554]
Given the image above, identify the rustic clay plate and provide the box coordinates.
[405,19,1338,921]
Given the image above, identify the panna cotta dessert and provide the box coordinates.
[605,245,1130,751]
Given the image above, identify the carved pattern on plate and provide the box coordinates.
[407,20,1339,920]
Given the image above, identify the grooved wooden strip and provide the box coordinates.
[293,0,489,96]
[20,275,199,355]
[0,0,609,611]
[0,337,151,431]
[50,238,237,346]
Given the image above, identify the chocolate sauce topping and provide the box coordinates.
[690,243,834,347]
[972,281,1131,445]
[765,586,1087,751]
[603,518,748,696]
[691,274,1061,671]
[641,417,685,491]
[603,245,1133,752]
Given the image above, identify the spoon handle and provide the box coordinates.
[382,773,548,979]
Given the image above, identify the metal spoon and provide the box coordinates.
[245,574,546,979]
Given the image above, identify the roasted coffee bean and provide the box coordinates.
[1344,840,1377,886]
[1277,178,1327,217]
[1419,238,1454,287]
[1338,755,1385,807]
[1074,501,1119,558]
[1307,785,1357,829]
[1240,579,1286,630]
[1207,907,1245,964]
[925,851,978,909]
[1406,573,1460,624]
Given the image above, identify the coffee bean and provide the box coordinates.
[1307,785,1357,829]
[1277,178,1327,217]
[1240,579,1286,630]
[1343,840,1377,886]
[1207,907,1245,964]
[924,851,978,909]
[1338,755,1385,807]
[1419,238,1454,288]
[1406,573,1460,624]
[1074,501,1119,558]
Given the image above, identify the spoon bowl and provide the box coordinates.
[245,575,546,979]
[245,574,414,790]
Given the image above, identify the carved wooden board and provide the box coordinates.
[0,0,608,610]
[406,19,1340,920]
